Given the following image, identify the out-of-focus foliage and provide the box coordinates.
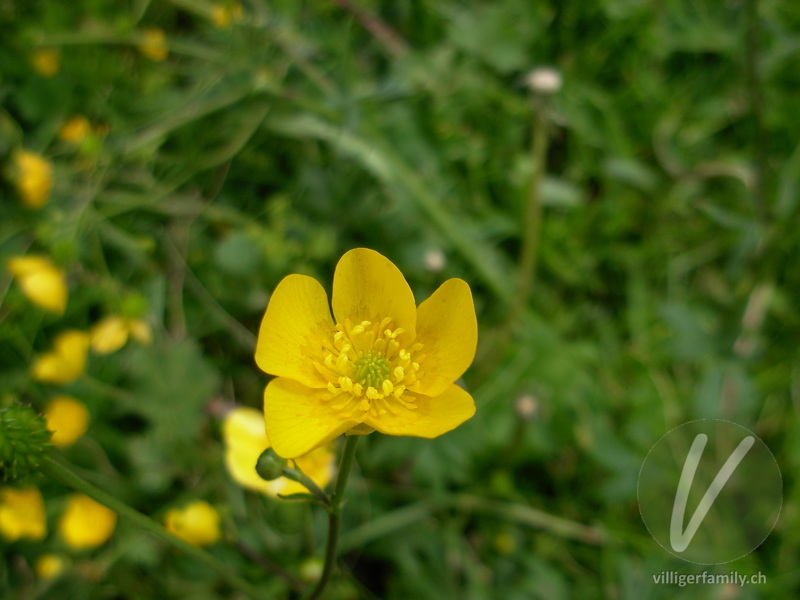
[1,0,799,598]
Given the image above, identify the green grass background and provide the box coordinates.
[2,0,799,598]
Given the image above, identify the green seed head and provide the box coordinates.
[352,352,391,389]
[0,403,52,481]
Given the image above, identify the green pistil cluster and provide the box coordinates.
[352,353,391,389]
[0,403,52,481]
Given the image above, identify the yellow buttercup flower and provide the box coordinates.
[211,3,243,28]
[7,255,68,314]
[128,318,153,344]
[12,150,53,209]
[256,248,478,458]
[59,115,92,144]
[58,494,116,549]
[164,501,221,546]
[223,406,335,496]
[32,330,90,385]
[138,28,168,61]
[31,48,60,77]
[44,396,90,447]
[35,554,65,579]
[0,487,47,541]
[89,316,152,355]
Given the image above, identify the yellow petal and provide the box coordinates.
[90,316,129,354]
[164,501,220,546]
[0,487,47,542]
[7,256,54,277]
[223,406,335,496]
[35,554,65,580]
[223,406,275,493]
[31,48,60,77]
[21,270,68,314]
[127,319,153,345]
[263,378,358,459]
[58,494,116,550]
[332,248,417,338]
[255,274,334,387]
[59,115,92,144]
[31,353,70,384]
[7,256,67,314]
[211,4,231,28]
[54,330,90,357]
[44,396,90,447]
[414,278,478,396]
[13,151,53,209]
[139,28,168,61]
[32,330,90,385]
[363,383,476,438]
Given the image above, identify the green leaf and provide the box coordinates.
[125,339,219,445]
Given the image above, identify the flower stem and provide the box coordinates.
[745,0,768,225]
[41,453,265,600]
[304,435,360,600]
[509,104,549,330]
[281,465,331,507]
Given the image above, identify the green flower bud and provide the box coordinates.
[0,403,52,481]
[255,448,287,481]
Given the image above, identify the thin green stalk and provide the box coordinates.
[745,0,768,225]
[338,494,607,552]
[304,435,360,600]
[281,465,331,507]
[509,107,549,330]
[42,454,265,600]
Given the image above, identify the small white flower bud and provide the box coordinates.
[515,394,539,420]
[525,67,562,94]
[423,248,446,272]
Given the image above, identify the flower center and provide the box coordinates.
[313,318,425,420]
[352,352,391,389]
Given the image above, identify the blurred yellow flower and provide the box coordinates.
[255,248,477,458]
[164,501,221,546]
[0,487,47,541]
[35,554,65,579]
[31,48,60,77]
[128,318,153,344]
[12,150,53,209]
[7,255,68,314]
[58,494,116,550]
[89,316,152,354]
[32,330,90,385]
[211,3,243,28]
[44,396,90,447]
[222,406,335,497]
[139,28,168,61]
[59,115,92,144]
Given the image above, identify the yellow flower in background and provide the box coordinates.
[127,318,153,344]
[31,48,60,77]
[256,248,477,458]
[164,501,221,546]
[35,554,65,579]
[58,115,92,144]
[211,3,243,28]
[89,316,152,354]
[7,255,68,314]
[44,396,90,447]
[58,494,116,549]
[0,487,47,541]
[12,150,53,209]
[223,406,335,496]
[139,28,168,61]
[32,330,90,385]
